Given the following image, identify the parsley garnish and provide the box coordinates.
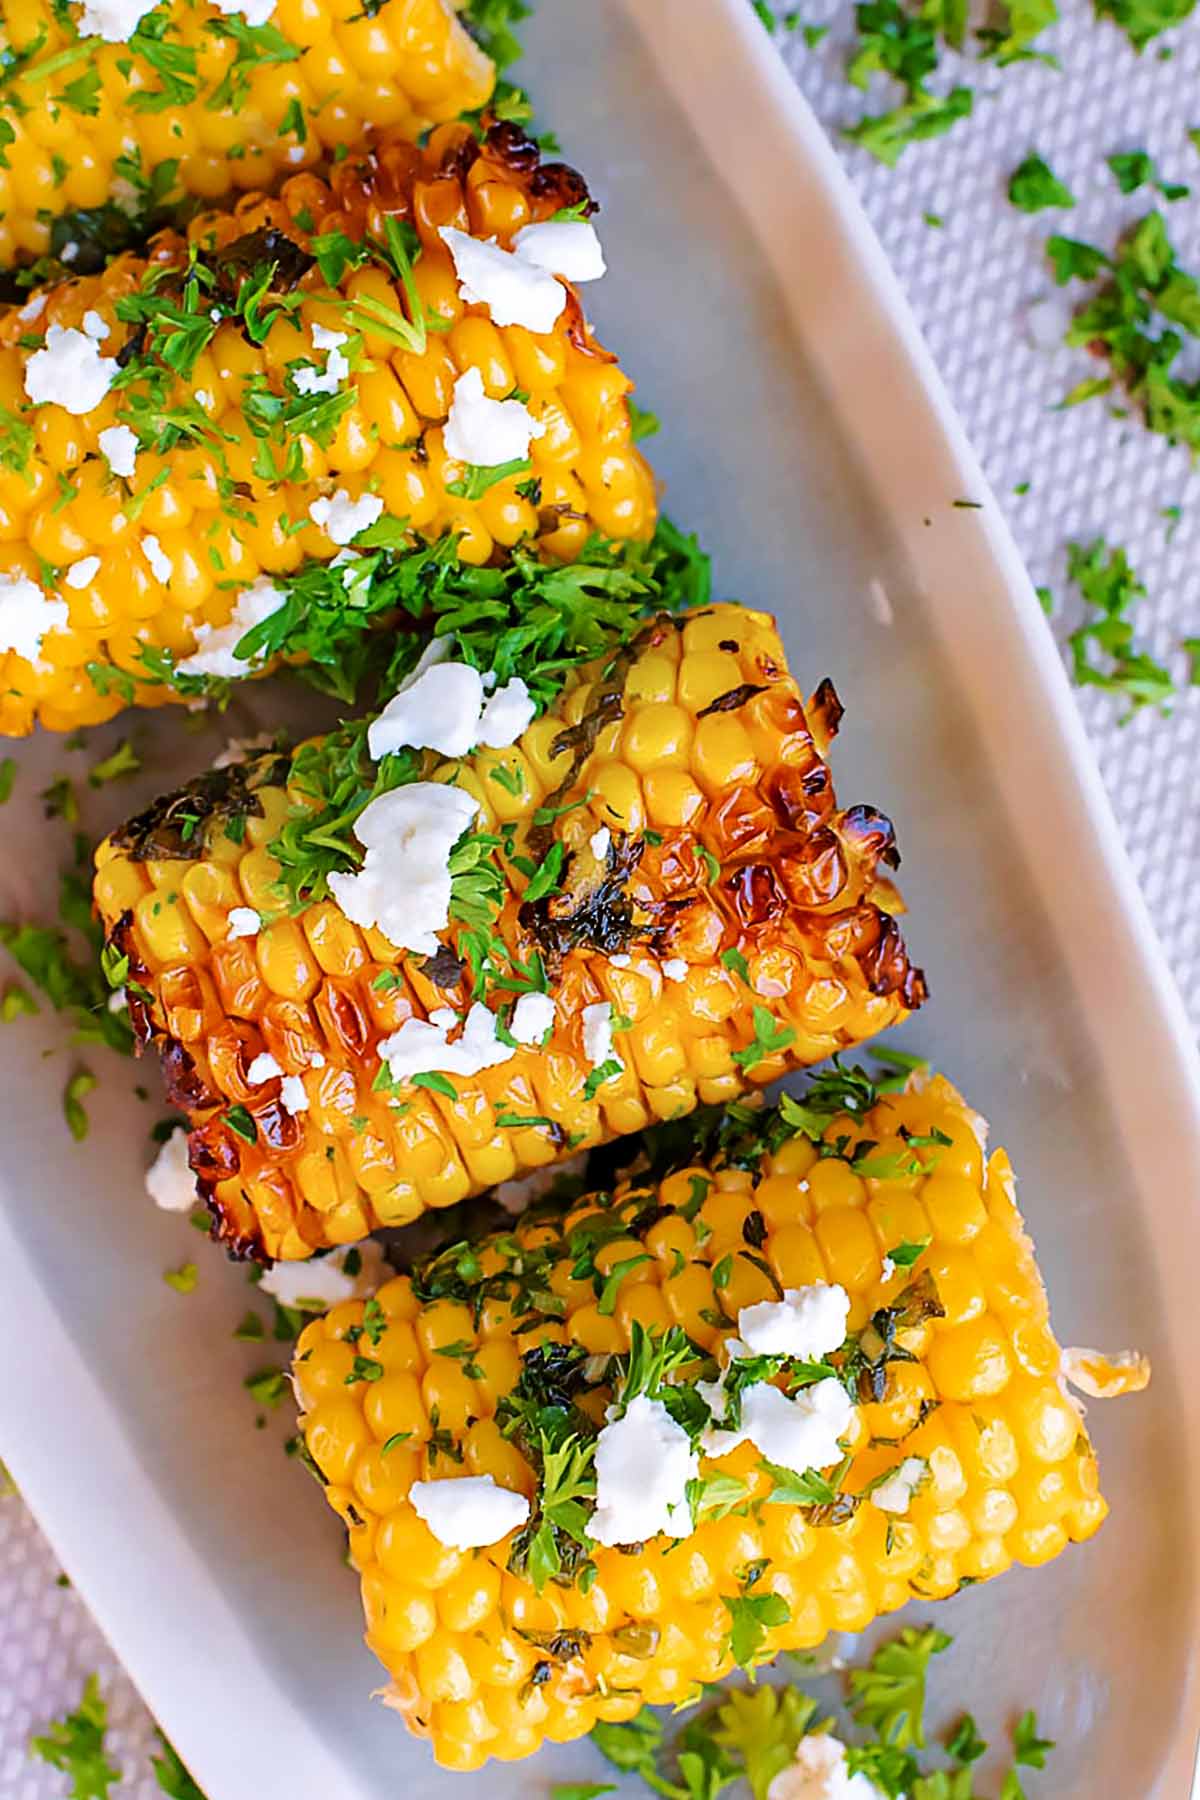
[1107,149,1189,199]
[849,1623,951,1747]
[1008,153,1075,211]
[1064,538,1176,718]
[29,1675,118,1798]
[731,1004,797,1070]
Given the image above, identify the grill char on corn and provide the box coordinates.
[290,1074,1108,1771]
[0,0,493,268]
[0,121,655,734]
[94,602,926,1260]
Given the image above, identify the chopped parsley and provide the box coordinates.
[1093,0,1196,49]
[1107,149,1189,199]
[163,1261,198,1295]
[1008,153,1075,211]
[1064,539,1176,718]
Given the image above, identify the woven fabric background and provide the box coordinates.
[4,5,1199,1791]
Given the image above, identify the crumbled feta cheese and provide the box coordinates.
[64,556,101,591]
[17,294,46,325]
[736,1283,850,1361]
[702,1376,855,1476]
[589,826,611,861]
[869,1456,928,1516]
[76,0,157,42]
[81,310,110,342]
[175,577,285,679]
[581,1001,618,1071]
[590,1394,698,1546]
[292,326,350,398]
[210,0,276,23]
[328,782,479,957]
[511,990,555,1046]
[246,1052,283,1084]
[107,988,127,1014]
[379,1002,515,1086]
[61,242,79,265]
[438,226,566,334]
[311,1052,326,1068]
[259,1239,387,1312]
[110,178,140,218]
[98,424,138,480]
[766,1731,883,1800]
[308,488,383,546]
[369,661,486,760]
[443,366,546,467]
[144,1127,195,1212]
[141,534,172,585]
[608,953,631,969]
[662,958,688,982]
[513,219,607,283]
[227,907,262,939]
[24,325,115,415]
[409,1475,530,1549]
[0,573,68,664]
[279,1074,309,1115]
[879,1255,896,1283]
[477,676,535,748]
[213,731,275,770]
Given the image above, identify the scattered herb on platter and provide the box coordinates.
[1106,149,1189,198]
[1008,153,1076,211]
[1063,538,1177,718]
[1092,0,1198,51]
[29,1675,209,1798]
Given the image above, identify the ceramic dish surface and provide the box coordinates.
[0,1,1197,1795]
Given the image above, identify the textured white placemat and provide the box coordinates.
[4,7,1199,1791]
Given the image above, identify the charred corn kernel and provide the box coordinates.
[95,604,925,1259]
[292,1073,1124,1770]
[0,0,492,269]
[0,124,654,733]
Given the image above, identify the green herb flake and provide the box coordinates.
[63,1067,96,1142]
[163,1261,198,1295]
[29,1674,119,1799]
[1008,153,1076,211]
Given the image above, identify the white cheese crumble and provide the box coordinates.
[293,325,350,398]
[17,294,46,325]
[512,219,607,283]
[590,1394,698,1546]
[443,366,546,467]
[98,424,138,480]
[144,1127,195,1212]
[510,990,555,1046]
[438,226,566,335]
[213,731,275,770]
[0,573,68,664]
[608,953,631,969]
[65,556,101,590]
[369,661,534,760]
[409,1474,530,1550]
[589,826,611,861]
[736,1283,851,1361]
[76,0,157,43]
[141,534,172,585]
[869,1456,928,1516]
[308,488,383,547]
[246,1051,283,1084]
[879,1255,896,1283]
[24,324,116,415]
[494,1150,587,1216]
[581,1001,617,1071]
[379,1002,514,1086]
[81,310,110,341]
[279,1074,309,1115]
[328,782,478,957]
[477,674,535,747]
[227,907,262,940]
[662,957,688,982]
[701,1376,855,1476]
[175,578,285,679]
[259,1239,387,1313]
[107,989,127,1013]
[766,1732,883,1800]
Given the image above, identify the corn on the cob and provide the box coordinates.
[0,121,655,733]
[0,0,493,268]
[95,602,926,1259]
[290,1070,1114,1771]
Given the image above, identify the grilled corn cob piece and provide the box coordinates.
[95,602,926,1259]
[0,122,655,733]
[0,0,493,268]
[291,1071,1114,1771]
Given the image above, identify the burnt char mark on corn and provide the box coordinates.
[94,604,926,1261]
[110,756,292,864]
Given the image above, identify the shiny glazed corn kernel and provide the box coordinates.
[291,1075,1111,1771]
[94,602,925,1259]
[0,0,493,267]
[0,121,655,733]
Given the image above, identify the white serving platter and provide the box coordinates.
[1,1,1198,1795]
